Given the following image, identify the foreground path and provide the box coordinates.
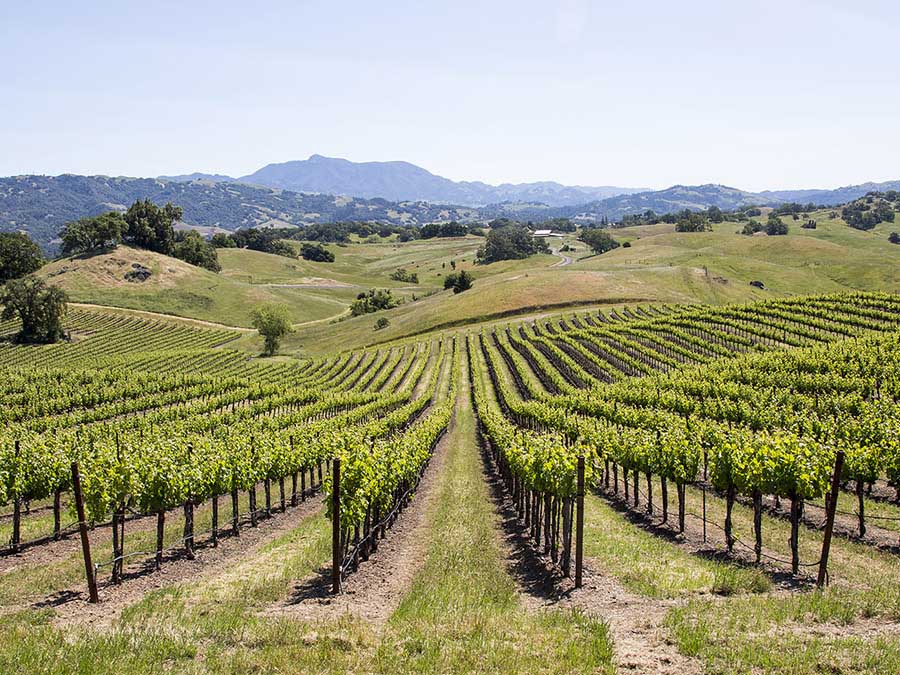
[271,350,457,623]
[375,356,614,673]
[483,435,703,674]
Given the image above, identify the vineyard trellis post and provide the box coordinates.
[71,462,99,603]
[817,450,845,588]
[11,440,21,553]
[575,455,585,588]
[332,457,342,595]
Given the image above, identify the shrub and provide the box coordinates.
[350,289,398,316]
[390,268,418,283]
[374,317,390,330]
[300,242,334,262]
[443,270,474,294]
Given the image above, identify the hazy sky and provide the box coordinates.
[2,0,898,191]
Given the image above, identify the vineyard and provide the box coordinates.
[2,291,900,673]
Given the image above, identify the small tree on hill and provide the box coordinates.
[171,231,221,272]
[443,270,474,294]
[0,232,44,282]
[59,212,126,254]
[350,289,398,316]
[1,276,68,344]
[250,303,293,356]
[579,229,620,254]
[889,232,900,245]
[124,200,182,254]
[300,242,335,262]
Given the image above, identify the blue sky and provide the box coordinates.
[2,0,898,191]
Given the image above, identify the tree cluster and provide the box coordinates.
[212,228,295,258]
[300,242,335,262]
[773,202,818,216]
[172,231,221,272]
[420,221,470,239]
[350,289,398,316]
[674,212,712,232]
[841,192,896,231]
[742,214,789,236]
[56,200,220,272]
[290,222,416,244]
[579,229,620,254]
[476,225,549,264]
[443,270,474,294]
[390,268,418,283]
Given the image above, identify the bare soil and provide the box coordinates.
[480,442,704,674]
[40,493,325,628]
[267,404,455,626]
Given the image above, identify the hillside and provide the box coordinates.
[4,170,900,253]
[239,154,642,206]
[38,246,359,328]
[30,206,900,352]
[279,208,900,354]
[0,174,480,249]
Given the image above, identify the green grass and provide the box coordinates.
[648,476,900,674]
[40,246,349,328]
[582,493,771,598]
[374,363,614,673]
[0,484,284,607]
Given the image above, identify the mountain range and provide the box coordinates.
[2,155,899,250]
[164,154,646,207]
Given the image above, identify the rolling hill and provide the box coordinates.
[3,167,900,252]
[0,174,480,249]
[33,206,898,355]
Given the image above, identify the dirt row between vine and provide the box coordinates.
[267,406,455,625]
[478,437,704,674]
[41,494,326,628]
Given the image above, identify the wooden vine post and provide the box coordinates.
[331,457,342,595]
[184,443,195,559]
[817,450,845,588]
[575,455,585,588]
[71,462,99,603]
[11,440,21,553]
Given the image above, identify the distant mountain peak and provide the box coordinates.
[238,155,643,206]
